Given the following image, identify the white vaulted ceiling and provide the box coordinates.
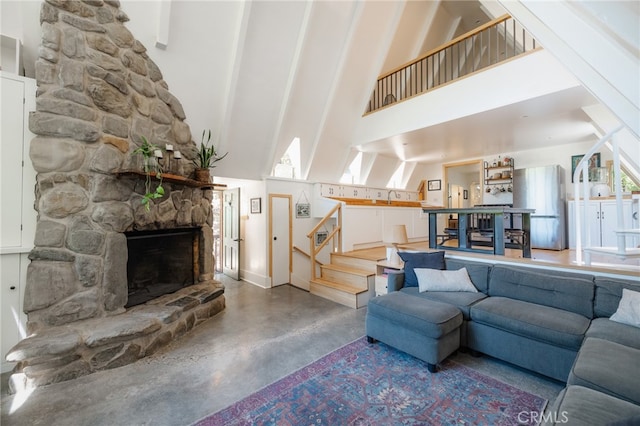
[4,0,636,187]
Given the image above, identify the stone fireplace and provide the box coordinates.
[6,0,225,391]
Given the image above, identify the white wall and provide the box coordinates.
[342,205,428,252]
[0,1,41,77]
[265,178,330,291]
[119,1,245,151]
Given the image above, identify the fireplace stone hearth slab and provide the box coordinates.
[7,281,225,392]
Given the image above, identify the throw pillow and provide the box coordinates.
[415,267,478,293]
[397,251,445,288]
[610,288,640,328]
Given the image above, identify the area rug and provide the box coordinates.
[195,337,547,426]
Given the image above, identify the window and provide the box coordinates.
[340,152,363,185]
[273,137,301,179]
[607,160,640,193]
[386,162,406,189]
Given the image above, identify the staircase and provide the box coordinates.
[310,255,377,309]
[573,126,640,266]
[306,203,380,309]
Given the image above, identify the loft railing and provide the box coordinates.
[307,202,342,281]
[366,14,537,114]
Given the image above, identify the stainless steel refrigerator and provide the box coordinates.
[513,165,567,250]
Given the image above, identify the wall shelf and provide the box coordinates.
[484,160,514,186]
[114,170,227,190]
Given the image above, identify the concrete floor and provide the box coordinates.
[1,276,563,426]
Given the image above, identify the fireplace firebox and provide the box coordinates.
[125,227,200,307]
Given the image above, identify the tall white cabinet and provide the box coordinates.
[1,72,37,372]
[568,199,639,249]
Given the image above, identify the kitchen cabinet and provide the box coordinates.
[568,199,638,248]
[1,72,37,372]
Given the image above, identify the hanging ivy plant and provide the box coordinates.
[132,136,164,211]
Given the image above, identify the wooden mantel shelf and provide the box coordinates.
[114,170,227,190]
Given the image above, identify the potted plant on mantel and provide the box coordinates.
[193,129,228,183]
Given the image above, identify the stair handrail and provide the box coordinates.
[293,245,324,266]
[573,124,625,265]
[306,202,343,280]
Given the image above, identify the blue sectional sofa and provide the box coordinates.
[372,252,640,425]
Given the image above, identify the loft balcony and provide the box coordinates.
[365,15,537,115]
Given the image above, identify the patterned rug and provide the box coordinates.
[195,337,547,426]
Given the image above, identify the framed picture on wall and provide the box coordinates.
[463,189,469,200]
[427,179,441,191]
[571,153,600,182]
[296,203,311,218]
[250,197,261,214]
[315,231,328,246]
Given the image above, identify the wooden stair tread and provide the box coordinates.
[321,263,374,277]
[310,278,369,295]
[334,249,386,262]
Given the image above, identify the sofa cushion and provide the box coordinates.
[610,288,640,328]
[445,259,491,293]
[400,286,486,320]
[367,292,462,339]
[594,277,640,318]
[470,296,590,350]
[415,267,478,293]
[397,251,445,288]
[586,318,640,350]
[544,386,640,426]
[488,265,594,318]
[568,337,640,405]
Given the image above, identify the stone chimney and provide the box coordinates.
[6,0,224,391]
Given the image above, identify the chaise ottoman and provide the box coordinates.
[366,291,463,372]
[543,385,640,426]
[567,337,640,405]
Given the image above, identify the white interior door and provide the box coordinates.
[1,77,25,247]
[450,184,462,208]
[1,254,27,372]
[270,195,291,287]
[223,188,240,280]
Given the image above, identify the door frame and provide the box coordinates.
[268,194,292,283]
[222,187,241,280]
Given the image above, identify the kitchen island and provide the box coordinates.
[422,207,535,258]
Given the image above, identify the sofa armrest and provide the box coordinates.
[387,271,406,292]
